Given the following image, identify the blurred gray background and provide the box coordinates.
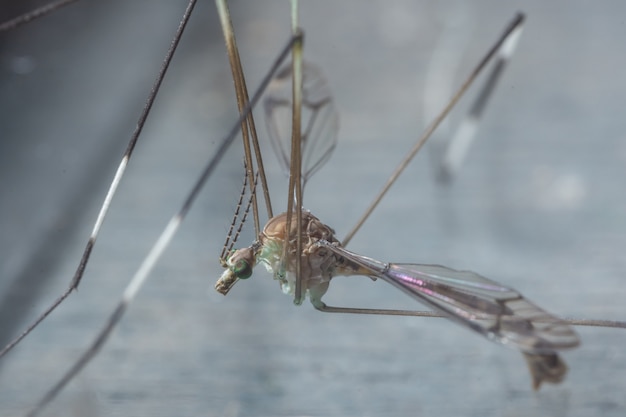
[1,1,625,416]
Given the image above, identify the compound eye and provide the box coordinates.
[232,259,252,279]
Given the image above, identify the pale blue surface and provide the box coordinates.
[1,1,625,416]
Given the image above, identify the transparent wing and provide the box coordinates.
[263,61,339,185]
[384,263,579,352]
[325,244,580,354]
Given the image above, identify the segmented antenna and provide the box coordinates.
[220,162,249,262]
[227,172,257,255]
[219,161,258,263]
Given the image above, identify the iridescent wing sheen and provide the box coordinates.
[325,244,580,354]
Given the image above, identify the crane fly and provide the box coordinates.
[215,11,578,390]
[215,0,622,394]
[1,1,626,416]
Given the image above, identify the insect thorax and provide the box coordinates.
[258,210,342,299]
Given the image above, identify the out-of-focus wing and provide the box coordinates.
[263,61,339,185]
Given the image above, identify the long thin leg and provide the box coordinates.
[22,13,302,417]
[216,0,274,234]
[313,302,626,329]
[437,15,524,182]
[313,300,446,318]
[282,0,305,305]
[342,13,525,246]
[0,0,197,360]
